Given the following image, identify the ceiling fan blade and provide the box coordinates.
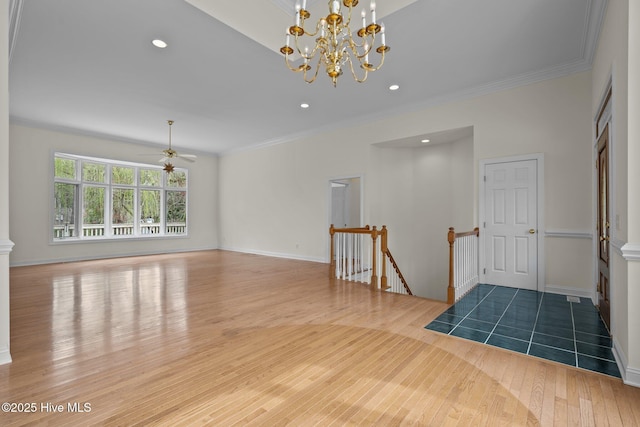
[177,155,196,163]
[178,154,197,162]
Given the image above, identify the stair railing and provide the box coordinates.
[384,248,413,295]
[329,225,412,295]
[447,227,480,304]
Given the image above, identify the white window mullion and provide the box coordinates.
[133,168,139,236]
[106,164,113,238]
[161,187,166,236]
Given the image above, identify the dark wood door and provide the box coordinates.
[597,124,610,331]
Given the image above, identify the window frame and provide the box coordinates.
[52,152,189,243]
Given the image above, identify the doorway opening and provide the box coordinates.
[329,177,362,228]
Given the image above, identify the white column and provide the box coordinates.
[624,0,640,383]
[0,0,13,364]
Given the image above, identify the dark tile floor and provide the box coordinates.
[425,284,621,378]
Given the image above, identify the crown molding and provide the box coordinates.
[9,0,24,66]
[220,57,593,157]
[582,0,608,65]
[9,117,219,158]
[270,0,321,15]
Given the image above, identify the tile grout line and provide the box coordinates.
[570,301,579,367]
[448,285,497,335]
[483,288,520,344]
[526,291,545,355]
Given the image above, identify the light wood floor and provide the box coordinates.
[1,250,639,426]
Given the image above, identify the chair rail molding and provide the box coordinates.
[0,239,15,255]
[620,243,640,261]
[544,229,593,239]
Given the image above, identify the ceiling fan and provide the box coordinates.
[158,120,197,172]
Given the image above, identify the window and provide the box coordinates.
[53,153,188,241]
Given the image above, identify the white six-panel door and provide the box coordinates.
[484,159,538,290]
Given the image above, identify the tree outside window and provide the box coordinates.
[53,153,188,240]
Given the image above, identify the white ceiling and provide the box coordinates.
[8,0,607,155]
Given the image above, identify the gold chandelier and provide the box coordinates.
[280,0,389,86]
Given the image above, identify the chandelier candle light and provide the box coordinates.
[280,0,389,86]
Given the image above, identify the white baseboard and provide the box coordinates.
[612,336,640,387]
[544,284,594,301]
[219,246,326,264]
[0,348,12,365]
[9,246,219,267]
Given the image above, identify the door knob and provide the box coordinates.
[529,229,536,234]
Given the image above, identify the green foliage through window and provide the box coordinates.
[167,170,187,188]
[166,191,187,224]
[140,190,161,222]
[83,186,105,225]
[140,169,161,187]
[53,153,188,240]
[54,182,77,237]
[112,166,135,185]
[112,188,134,224]
[83,163,106,183]
[54,157,77,180]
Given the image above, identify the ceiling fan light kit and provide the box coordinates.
[280,0,389,86]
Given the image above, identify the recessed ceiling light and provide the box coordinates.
[421,139,430,143]
[152,39,168,49]
[300,103,310,109]
[389,84,400,91]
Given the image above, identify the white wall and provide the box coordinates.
[345,177,361,227]
[370,138,474,300]
[219,71,593,301]
[1,0,13,364]
[8,124,219,265]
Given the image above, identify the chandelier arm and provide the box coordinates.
[342,37,368,63]
[342,2,354,28]
[337,39,367,69]
[292,34,325,61]
[301,20,322,38]
[302,55,322,84]
[283,53,306,72]
[363,48,387,71]
[344,54,369,83]
[354,32,375,50]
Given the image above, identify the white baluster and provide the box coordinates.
[337,232,341,279]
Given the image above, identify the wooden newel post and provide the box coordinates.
[371,226,378,287]
[447,227,456,304]
[329,224,335,279]
[380,225,388,289]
